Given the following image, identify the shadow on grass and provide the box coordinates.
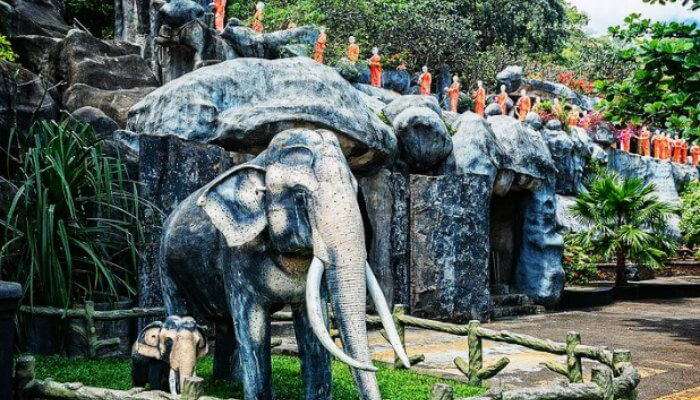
[32,354,484,400]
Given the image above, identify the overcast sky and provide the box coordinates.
[567,0,699,35]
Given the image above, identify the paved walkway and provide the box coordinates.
[275,298,699,400]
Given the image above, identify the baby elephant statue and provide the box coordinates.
[131,315,208,395]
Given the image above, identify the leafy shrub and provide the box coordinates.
[596,15,699,141]
[0,120,156,307]
[65,0,114,38]
[0,35,15,62]
[562,234,598,285]
[680,180,700,253]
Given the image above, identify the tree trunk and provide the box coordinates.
[615,247,627,288]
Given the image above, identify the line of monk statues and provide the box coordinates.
[215,4,700,167]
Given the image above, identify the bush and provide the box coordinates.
[0,35,15,62]
[680,180,700,253]
[65,0,114,38]
[0,120,157,307]
[562,234,598,285]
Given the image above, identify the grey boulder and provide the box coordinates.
[0,0,69,37]
[71,106,120,138]
[496,65,523,93]
[382,95,442,122]
[64,84,155,127]
[221,24,319,59]
[127,57,396,171]
[393,106,452,174]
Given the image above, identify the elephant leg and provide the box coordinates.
[213,320,238,381]
[228,291,273,400]
[160,259,189,316]
[292,306,332,400]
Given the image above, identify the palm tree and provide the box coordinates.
[570,171,677,288]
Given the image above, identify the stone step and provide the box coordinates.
[492,294,531,307]
[491,304,545,320]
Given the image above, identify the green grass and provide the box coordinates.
[33,354,484,400]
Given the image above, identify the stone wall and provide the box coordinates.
[409,174,491,322]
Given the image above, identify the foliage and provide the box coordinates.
[0,35,16,62]
[33,354,484,399]
[562,234,598,285]
[595,15,700,141]
[0,120,156,308]
[65,0,114,38]
[227,0,571,72]
[680,180,700,249]
[642,0,700,11]
[570,170,678,286]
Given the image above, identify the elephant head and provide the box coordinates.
[133,316,208,395]
[196,128,409,399]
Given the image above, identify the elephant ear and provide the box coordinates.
[134,321,163,360]
[197,164,268,247]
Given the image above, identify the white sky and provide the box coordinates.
[567,0,699,35]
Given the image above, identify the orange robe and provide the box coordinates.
[681,140,688,164]
[663,137,672,160]
[251,9,263,33]
[473,87,486,116]
[418,72,432,96]
[496,92,509,115]
[672,139,683,163]
[652,135,662,159]
[446,82,460,113]
[638,130,650,157]
[213,0,227,31]
[567,111,579,127]
[369,54,382,87]
[516,96,531,121]
[691,145,700,166]
[313,32,327,63]
[347,43,360,63]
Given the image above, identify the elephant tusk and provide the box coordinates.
[306,257,378,372]
[365,262,411,369]
[169,369,178,396]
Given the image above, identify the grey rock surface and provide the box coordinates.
[382,95,442,122]
[0,61,58,134]
[515,184,565,305]
[71,106,119,137]
[524,78,596,111]
[52,29,159,91]
[128,57,396,172]
[0,0,69,37]
[356,67,412,94]
[409,174,491,322]
[7,34,62,75]
[589,125,615,146]
[555,194,586,234]
[485,103,503,117]
[442,112,506,189]
[392,107,452,174]
[358,169,410,308]
[524,112,542,130]
[353,83,401,105]
[541,128,590,195]
[64,84,155,127]
[496,65,523,93]
[137,134,252,315]
[156,0,206,29]
[545,119,562,131]
[221,25,319,59]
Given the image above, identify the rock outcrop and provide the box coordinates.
[392,106,452,174]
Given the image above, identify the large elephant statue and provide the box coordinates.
[128,58,405,400]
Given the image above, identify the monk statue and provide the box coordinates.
[446,75,461,113]
[618,126,632,153]
[515,89,531,121]
[672,135,683,163]
[691,142,700,166]
[662,133,672,161]
[369,47,382,87]
[213,0,227,31]
[637,126,651,157]
[567,107,581,127]
[681,137,688,163]
[397,61,407,71]
[313,26,327,63]
[652,130,662,159]
[347,36,360,63]
[251,1,264,33]
[496,85,510,116]
[287,21,297,29]
[472,80,486,117]
[418,66,432,96]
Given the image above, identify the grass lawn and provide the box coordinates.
[33,354,484,400]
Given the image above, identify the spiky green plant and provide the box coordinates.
[570,171,678,287]
[0,119,155,307]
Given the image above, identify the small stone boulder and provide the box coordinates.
[524,112,542,130]
[0,61,58,133]
[382,95,442,122]
[496,65,523,93]
[221,24,319,59]
[353,83,401,105]
[71,106,120,138]
[392,106,452,174]
[545,119,563,131]
[0,0,70,38]
[64,84,155,127]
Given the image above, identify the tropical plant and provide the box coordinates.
[679,180,700,255]
[0,35,15,62]
[0,119,157,307]
[562,234,599,285]
[570,171,678,288]
[595,15,700,141]
[642,0,700,11]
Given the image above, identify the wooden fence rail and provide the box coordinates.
[15,303,640,400]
